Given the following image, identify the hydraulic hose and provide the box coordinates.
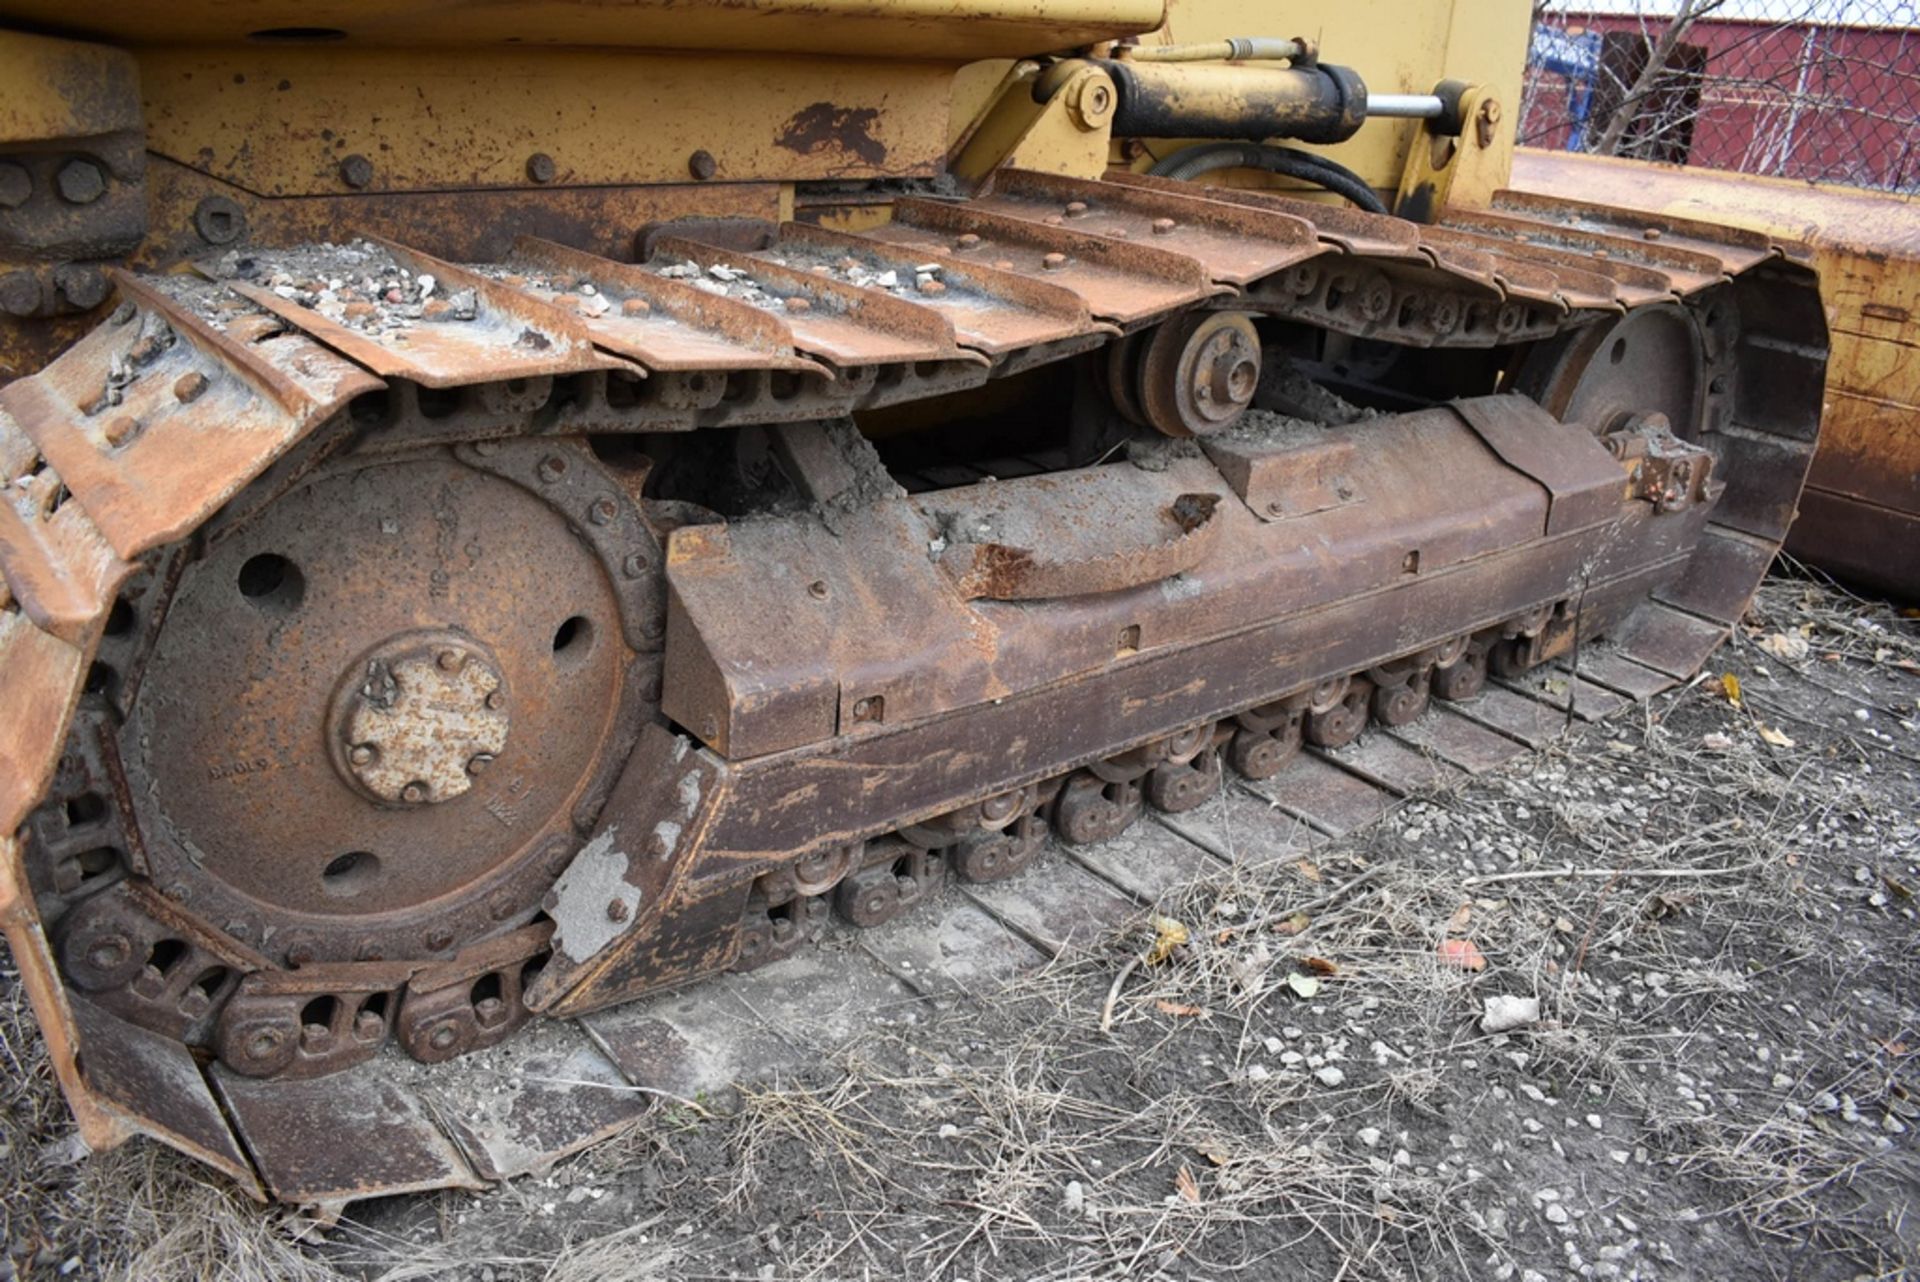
[1146,142,1391,216]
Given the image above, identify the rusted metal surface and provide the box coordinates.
[976,168,1325,287]
[753,222,1109,356]
[233,237,632,389]
[922,474,1223,600]
[1,273,379,560]
[873,198,1224,325]
[1506,148,1909,598]
[500,237,825,375]
[0,163,1830,1211]
[650,234,984,371]
[124,451,634,969]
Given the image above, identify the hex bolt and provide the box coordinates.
[537,454,568,483]
[466,752,494,775]
[339,153,374,189]
[348,743,376,766]
[526,152,556,183]
[587,495,618,526]
[55,158,106,205]
[354,1010,385,1039]
[425,928,454,952]
[84,934,132,973]
[0,160,30,209]
[1642,227,1663,241]
[53,265,108,311]
[606,897,631,922]
[953,232,981,250]
[429,1024,458,1051]
[247,1028,285,1060]
[401,780,429,804]
[1151,217,1178,235]
[621,552,650,579]
[687,149,717,181]
[1041,252,1068,271]
[0,270,41,318]
[436,648,465,672]
[173,371,209,403]
[485,688,505,710]
[807,579,830,600]
[1064,200,1088,218]
[192,195,246,246]
[103,416,139,447]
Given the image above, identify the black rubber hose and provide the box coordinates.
[1146,142,1391,216]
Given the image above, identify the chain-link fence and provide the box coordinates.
[1518,1,1920,192]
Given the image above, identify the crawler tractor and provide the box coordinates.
[0,0,1825,1206]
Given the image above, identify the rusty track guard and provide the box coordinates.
[0,172,1825,1210]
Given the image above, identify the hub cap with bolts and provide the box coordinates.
[331,631,510,806]
[1138,310,1263,438]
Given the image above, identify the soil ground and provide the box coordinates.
[3,572,1917,1282]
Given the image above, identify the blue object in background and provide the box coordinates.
[1530,27,1604,150]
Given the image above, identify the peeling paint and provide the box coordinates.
[652,820,682,859]
[547,827,641,965]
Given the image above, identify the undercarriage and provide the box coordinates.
[0,167,1824,1205]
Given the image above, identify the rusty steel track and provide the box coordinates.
[0,169,1824,1209]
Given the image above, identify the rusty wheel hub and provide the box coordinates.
[329,630,511,807]
[124,451,633,965]
[1139,310,1262,439]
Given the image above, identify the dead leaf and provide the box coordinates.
[1214,928,1236,945]
[1285,972,1322,999]
[1701,732,1735,752]
[1295,857,1322,884]
[1447,903,1473,933]
[1155,999,1205,1018]
[1757,632,1810,663]
[1272,912,1311,936]
[1195,1138,1231,1167]
[1756,723,1796,749]
[1300,956,1339,976]
[1895,658,1920,676]
[1437,938,1487,972]
[1553,916,1575,935]
[1146,915,1190,965]
[1883,873,1914,900]
[1175,1164,1200,1204]
[1719,672,1743,708]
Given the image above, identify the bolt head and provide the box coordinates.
[466,752,494,775]
[622,552,650,579]
[588,496,618,526]
[537,455,568,483]
[1042,252,1068,271]
[55,158,105,204]
[1151,217,1178,235]
[425,929,454,952]
[0,269,42,318]
[429,1024,459,1050]
[349,743,376,766]
[807,579,831,600]
[173,371,209,403]
[339,154,374,189]
[0,161,29,209]
[606,897,631,922]
[687,149,718,181]
[526,152,557,183]
[436,648,464,672]
[401,781,429,804]
[485,688,505,710]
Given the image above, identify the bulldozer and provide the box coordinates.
[0,0,1827,1208]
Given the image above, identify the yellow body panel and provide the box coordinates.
[0,30,140,143]
[139,47,958,192]
[0,0,1166,59]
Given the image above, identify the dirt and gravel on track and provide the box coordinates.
[3,572,1916,1282]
